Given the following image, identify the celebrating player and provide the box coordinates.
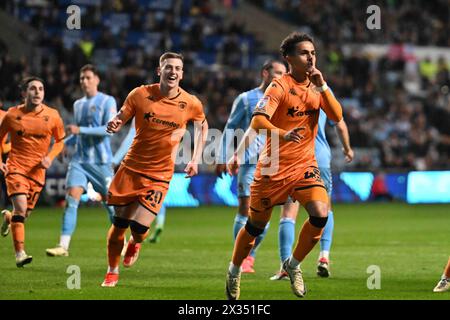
[0,76,65,267]
[225,32,343,299]
[216,59,287,273]
[101,52,208,287]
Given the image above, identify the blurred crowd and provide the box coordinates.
[0,0,448,172]
[251,0,449,47]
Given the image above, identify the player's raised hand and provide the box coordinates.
[306,66,325,87]
[106,117,123,134]
[342,147,354,163]
[283,127,305,143]
[226,152,240,176]
[184,161,198,178]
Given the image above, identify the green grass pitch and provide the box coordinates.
[0,203,449,300]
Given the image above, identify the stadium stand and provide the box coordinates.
[0,0,449,172]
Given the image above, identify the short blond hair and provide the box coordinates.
[159,52,184,66]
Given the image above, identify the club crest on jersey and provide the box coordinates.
[178,101,187,110]
[43,115,49,122]
[90,105,96,112]
[255,96,269,113]
[261,198,271,208]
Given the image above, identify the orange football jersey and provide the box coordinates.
[118,84,205,182]
[253,74,331,181]
[0,109,10,154]
[0,104,65,184]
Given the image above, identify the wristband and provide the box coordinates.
[317,83,328,92]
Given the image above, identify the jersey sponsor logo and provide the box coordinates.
[255,96,269,113]
[304,167,323,182]
[144,112,155,121]
[287,106,319,118]
[16,130,46,139]
[144,112,180,129]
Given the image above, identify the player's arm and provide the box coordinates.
[216,95,245,175]
[308,67,343,122]
[251,115,304,143]
[185,118,208,178]
[335,119,354,163]
[46,139,65,163]
[107,89,137,134]
[0,117,9,173]
[112,118,136,166]
[70,97,118,136]
[69,125,110,136]
[250,79,305,143]
[41,113,66,169]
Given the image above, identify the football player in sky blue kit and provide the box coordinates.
[216,60,287,273]
[46,64,117,257]
[270,108,353,279]
[111,119,167,244]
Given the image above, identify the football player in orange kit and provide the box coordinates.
[101,52,208,287]
[0,77,65,267]
[0,107,12,237]
[225,32,343,299]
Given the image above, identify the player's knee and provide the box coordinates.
[67,187,83,201]
[244,220,265,237]
[11,214,26,223]
[113,216,130,229]
[309,215,328,228]
[65,194,80,208]
[130,220,149,235]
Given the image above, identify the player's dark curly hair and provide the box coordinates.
[280,32,314,57]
